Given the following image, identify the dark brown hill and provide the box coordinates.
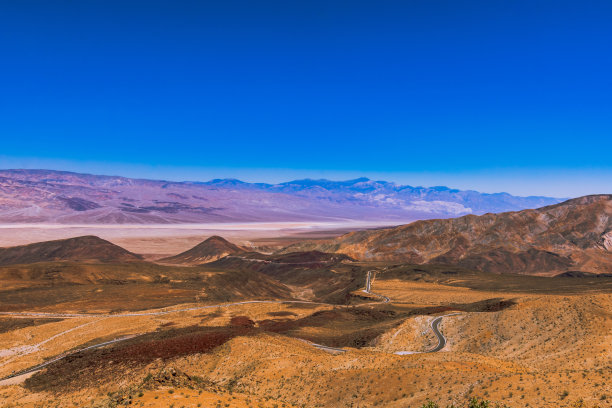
[0,235,142,266]
[269,251,354,264]
[286,195,612,276]
[0,260,293,312]
[208,250,361,303]
[159,236,246,265]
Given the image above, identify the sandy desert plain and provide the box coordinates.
[0,222,610,408]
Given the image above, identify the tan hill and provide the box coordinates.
[0,235,143,266]
[285,194,612,275]
[7,279,610,408]
[159,236,247,265]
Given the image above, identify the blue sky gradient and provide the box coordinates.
[1,1,611,196]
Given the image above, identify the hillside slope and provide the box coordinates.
[287,195,612,275]
[159,236,246,265]
[207,250,360,303]
[0,235,143,266]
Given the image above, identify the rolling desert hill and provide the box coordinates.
[283,194,612,275]
[0,259,296,312]
[0,169,562,224]
[159,235,247,265]
[155,235,364,303]
[0,230,610,407]
[2,267,609,408]
[0,235,365,311]
[207,250,359,303]
[0,235,142,266]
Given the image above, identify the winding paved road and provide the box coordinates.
[364,270,390,303]
[365,270,458,355]
[424,313,460,353]
[427,316,447,352]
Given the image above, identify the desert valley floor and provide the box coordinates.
[0,234,610,407]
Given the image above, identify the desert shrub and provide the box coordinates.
[417,397,506,408]
[468,397,490,408]
[229,316,255,327]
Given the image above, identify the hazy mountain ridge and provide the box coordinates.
[0,169,562,224]
[286,195,612,275]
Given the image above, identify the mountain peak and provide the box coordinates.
[0,235,142,266]
[348,177,371,183]
[159,235,246,265]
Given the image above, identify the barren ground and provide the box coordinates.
[1,275,609,407]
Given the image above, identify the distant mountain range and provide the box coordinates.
[286,194,612,276]
[0,169,563,224]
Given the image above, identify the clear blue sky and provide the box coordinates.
[1,1,611,196]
